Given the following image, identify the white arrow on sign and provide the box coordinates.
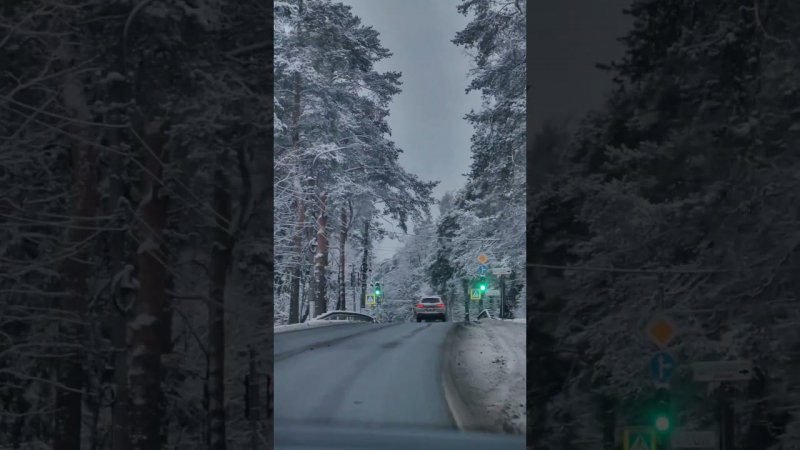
[692,360,753,382]
[672,429,715,448]
[491,267,511,275]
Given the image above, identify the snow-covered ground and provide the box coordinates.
[444,319,526,434]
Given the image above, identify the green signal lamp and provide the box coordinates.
[479,283,487,291]
[654,414,671,432]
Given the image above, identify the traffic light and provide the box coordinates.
[479,278,487,292]
[374,283,382,297]
[649,388,674,435]
[654,413,671,432]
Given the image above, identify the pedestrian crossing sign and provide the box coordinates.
[469,288,481,301]
[366,294,376,306]
[623,427,655,450]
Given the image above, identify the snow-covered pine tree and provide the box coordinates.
[422,0,525,320]
[274,0,435,322]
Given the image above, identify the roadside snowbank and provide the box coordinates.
[274,320,351,334]
[444,319,526,435]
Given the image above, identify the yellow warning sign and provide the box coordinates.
[623,427,655,450]
[365,294,376,306]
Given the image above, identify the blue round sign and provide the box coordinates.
[649,352,676,383]
[477,265,488,276]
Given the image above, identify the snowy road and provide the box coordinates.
[274,322,458,429]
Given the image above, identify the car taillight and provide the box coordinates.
[436,303,445,308]
[416,304,425,308]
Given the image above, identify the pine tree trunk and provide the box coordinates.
[128,120,169,450]
[108,37,131,450]
[208,151,233,450]
[111,309,130,450]
[337,205,348,310]
[359,220,370,310]
[306,224,316,319]
[248,347,259,450]
[107,125,131,450]
[314,193,329,315]
[55,52,98,450]
[157,271,174,446]
[288,43,304,324]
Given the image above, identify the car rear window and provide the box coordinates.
[421,298,441,303]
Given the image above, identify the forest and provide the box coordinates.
[273,0,525,325]
[2,1,272,449]
[528,1,800,448]
[1,0,524,448]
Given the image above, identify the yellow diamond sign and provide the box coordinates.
[645,316,677,348]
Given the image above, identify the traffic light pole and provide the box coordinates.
[500,276,506,319]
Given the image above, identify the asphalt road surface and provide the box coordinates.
[275,322,458,429]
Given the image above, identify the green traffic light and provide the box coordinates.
[375,289,381,295]
[480,284,486,291]
[654,414,670,432]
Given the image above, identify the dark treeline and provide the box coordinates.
[529,1,800,449]
[1,1,272,449]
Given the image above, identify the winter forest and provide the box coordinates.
[2,1,272,449]
[529,1,800,449]
[274,0,526,325]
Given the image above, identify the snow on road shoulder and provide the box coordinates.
[445,319,526,435]
[274,320,353,334]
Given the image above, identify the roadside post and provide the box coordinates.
[500,276,505,318]
[491,266,511,318]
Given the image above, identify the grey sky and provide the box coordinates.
[529,0,631,130]
[340,1,632,262]
[340,0,482,261]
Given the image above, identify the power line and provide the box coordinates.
[526,262,800,274]
[387,230,501,242]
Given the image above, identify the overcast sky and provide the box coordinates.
[338,0,632,262]
[340,0,482,261]
[529,0,631,129]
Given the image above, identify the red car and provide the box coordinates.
[414,296,446,322]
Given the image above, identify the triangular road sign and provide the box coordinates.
[623,428,654,450]
[630,436,649,450]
